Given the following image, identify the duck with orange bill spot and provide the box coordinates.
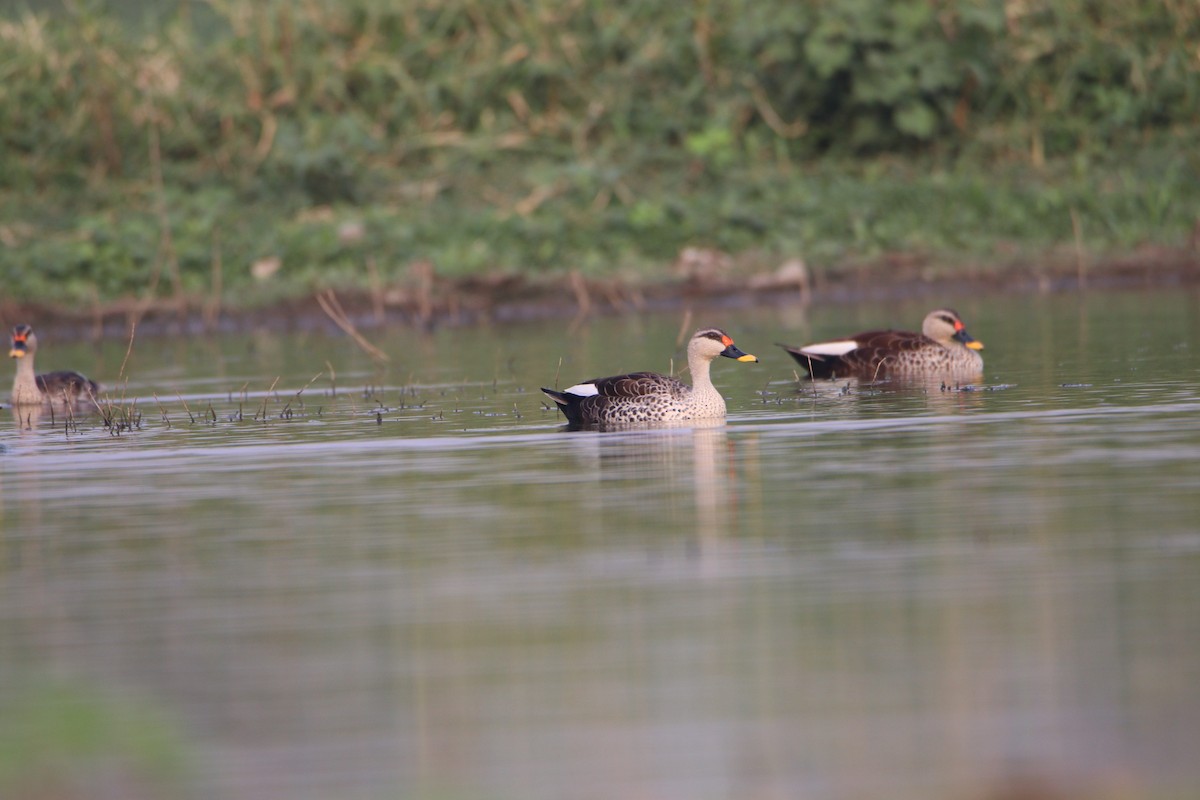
[9,324,102,407]
[779,309,984,381]
[543,327,758,428]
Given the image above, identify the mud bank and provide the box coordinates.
[5,247,1198,341]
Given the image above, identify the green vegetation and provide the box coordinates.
[0,676,193,799]
[1,0,1197,312]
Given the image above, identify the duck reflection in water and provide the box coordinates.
[564,419,754,570]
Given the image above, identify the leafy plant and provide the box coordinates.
[0,0,1196,308]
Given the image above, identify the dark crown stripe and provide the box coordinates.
[695,328,728,341]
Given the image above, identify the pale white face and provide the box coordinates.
[687,328,758,364]
[922,310,964,344]
[688,328,731,361]
[921,309,984,351]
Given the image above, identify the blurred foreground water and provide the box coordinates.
[2,288,1198,799]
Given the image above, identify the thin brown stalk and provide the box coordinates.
[285,371,328,417]
[1071,207,1087,287]
[675,309,694,349]
[800,362,818,398]
[259,376,281,420]
[567,271,592,335]
[117,322,137,382]
[177,393,196,423]
[316,288,389,363]
[871,358,891,383]
[367,257,385,325]
[294,370,324,400]
[152,392,171,428]
[205,231,223,331]
[90,285,103,341]
[148,120,184,312]
[746,77,809,139]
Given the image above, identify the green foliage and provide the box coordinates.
[685,126,739,169]
[0,0,1197,306]
[940,1,1151,155]
[727,0,973,150]
[3,0,1194,178]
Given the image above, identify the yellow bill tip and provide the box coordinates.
[737,353,759,362]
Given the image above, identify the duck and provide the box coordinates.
[779,308,984,381]
[542,327,758,427]
[9,324,102,407]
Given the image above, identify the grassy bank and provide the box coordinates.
[1,0,1198,318]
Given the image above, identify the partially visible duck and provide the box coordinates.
[543,327,758,427]
[9,324,101,406]
[780,308,984,381]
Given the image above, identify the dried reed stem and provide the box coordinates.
[367,257,385,325]
[1071,207,1087,287]
[675,309,694,349]
[117,322,137,382]
[259,376,280,420]
[205,231,223,331]
[316,288,389,363]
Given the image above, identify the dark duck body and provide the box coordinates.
[9,324,101,406]
[780,309,984,381]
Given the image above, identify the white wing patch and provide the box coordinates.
[565,382,600,397]
[801,340,860,357]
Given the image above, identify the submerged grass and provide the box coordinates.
[1,0,1198,316]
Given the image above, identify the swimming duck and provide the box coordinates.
[542,327,758,427]
[780,308,984,381]
[9,324,101,406]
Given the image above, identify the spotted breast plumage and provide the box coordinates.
[542,327,758,427]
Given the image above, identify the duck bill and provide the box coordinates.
[9,347,26,359]
[953,329,984,350]
[721,344,758,362]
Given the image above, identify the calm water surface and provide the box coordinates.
[2,289,1198,799]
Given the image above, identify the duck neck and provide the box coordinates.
[11,356,41,404]
[687,352,718,399]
